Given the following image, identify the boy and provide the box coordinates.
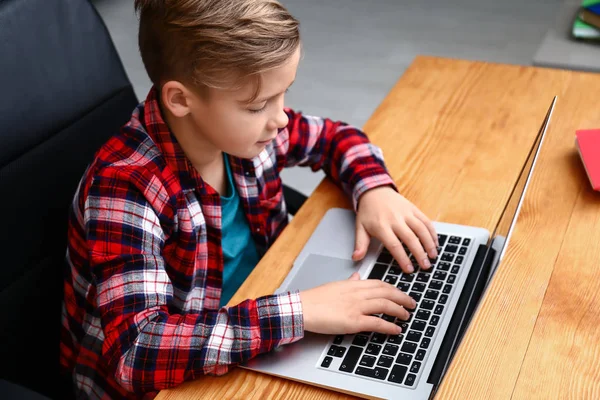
[60,0,439,398]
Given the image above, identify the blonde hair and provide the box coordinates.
[134,0,300,100]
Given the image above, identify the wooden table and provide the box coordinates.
[157,56,600,400]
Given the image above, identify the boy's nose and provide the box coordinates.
[274,108,289,129]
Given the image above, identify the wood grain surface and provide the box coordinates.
[157,56,600,400]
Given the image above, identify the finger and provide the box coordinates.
[392,222,431,271]
[348,272,361,281]
[376,227,413,273]
[361,287,416,310]
[356,315,403,335]
[414,208,439,251]
[405,215,437,264]
[419,213,439,248]
[352,221,371,261]
[361,299,411,322]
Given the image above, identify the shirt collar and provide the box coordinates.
[141,87,208,193]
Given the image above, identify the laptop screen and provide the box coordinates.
[485,97,556,278]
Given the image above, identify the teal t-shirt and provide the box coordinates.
[219,154,260,307]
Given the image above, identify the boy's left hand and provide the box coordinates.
[353,187,438,273]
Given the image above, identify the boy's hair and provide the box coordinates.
[134,0,300,101]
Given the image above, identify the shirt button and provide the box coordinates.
[245,172,251,176]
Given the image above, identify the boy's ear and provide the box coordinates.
[160,81,195,118]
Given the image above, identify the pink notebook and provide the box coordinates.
[576,129,600,191]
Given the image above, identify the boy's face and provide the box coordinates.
[182,46,301,160]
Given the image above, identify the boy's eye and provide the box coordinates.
[248,103,267,114]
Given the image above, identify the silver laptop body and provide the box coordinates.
[243,98,556,400]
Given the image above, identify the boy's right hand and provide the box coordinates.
[299,272,415,335]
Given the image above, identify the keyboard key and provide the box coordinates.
[339,345,362,373]
[333,335,344,345]
[368,264,387,280]
[434,305,445,315]
[430,316,440,326]
[438,234,447,246]
[420,338,431,349]
[424,290,439,300]
[408,292,422,303]
[439,294,449,304]
[405,373,417,386]
[455,256,464,264]
[365,343,382,355]
[387,334,403,344]
[415,349,426,361]
[433,271,447,281]
[425,326,436,337]
[416,310,431,321]
[388,364,408,384]
[438,262,451,271]
[377,355,394,368]
[327,346,337,356]
[421,300,435,310]
[406,330,422,342]
[401,341,418,354]
[441,253,455,262]
[377,252,393,264]
[411,320,427,332]
[352,335,369,347]
[335,347,346,357]
[384,275,398,285]
[383,344,399,357]
[445,245,458,253]
[396,322,410,332]
[400,273,415,282]
[411,282,426,293]
[451,265,460,274]
[388,265,402,275]
[459,246,468,255]
[371,333,387,344]
[395,352,413,365]
[416,273,430,283]
[355,366,388,380]
[448,274,457,284]
[463,238,471,246]
[449,236,461,244]
[360,355,377,367]
[397,282,411,292]
[382,314,396,323]
[443,284,453,294]
[410,361,422,373]
[430,280,443,290]
[321,356,333,368]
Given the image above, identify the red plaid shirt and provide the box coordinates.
[60,88,395,399]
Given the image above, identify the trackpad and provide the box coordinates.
[286,254,359,292]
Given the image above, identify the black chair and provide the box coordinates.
[0,0,138,398]
[0,0,306,398]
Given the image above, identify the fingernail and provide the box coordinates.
[412,299,417,308]
[406,264,414,273]
[397,326,403,334]
[423,258,431,269]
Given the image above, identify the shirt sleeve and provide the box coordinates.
[276,108,396,209]
[85,169,304,394]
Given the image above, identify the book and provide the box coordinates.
[575,129,600,191]
[572,0,600,39]
[579,3,600,30]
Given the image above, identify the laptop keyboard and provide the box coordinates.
[317,234,473,389]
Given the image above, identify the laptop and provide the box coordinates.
[243,97,557,400]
